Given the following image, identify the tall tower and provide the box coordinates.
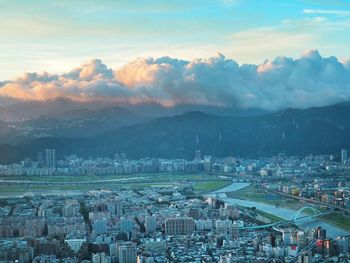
[45,149,52,168]
[341,149,348,164]
[37,152,43,166]
[145,215,157,233]
[51,149,56,168]
[218,131,223,142]
[195,134,199,144]
[195,150,201,161]
[44,149,57,168]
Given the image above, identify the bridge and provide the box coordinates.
[289,206,324,222]
[240,206,333,230]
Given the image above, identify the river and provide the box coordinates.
[211,182,349,239]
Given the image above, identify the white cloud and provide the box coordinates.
[303,9,350,16]
[0,50,349,111]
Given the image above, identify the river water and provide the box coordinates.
[211,182,349,239]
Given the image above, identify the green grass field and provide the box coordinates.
[193,180,231,192]
[320,213,350,232]
[0,173,231,197]
[258,210,283,223]
[0,173,221,183]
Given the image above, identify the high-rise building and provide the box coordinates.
[215,219,232,234]
[298,251,312,263]
[232,221,243,239]
[145,216,157,233]
[52,149,56,168]
[195,150,201,161]
[107,201,123,216]
[165,218,195,235]
[119,217,134,233]
[203,155,212,171]
[341,149,348,164]
[93,219,107,234]
[37,152,43,166]
[119,242,137,263]
[297,231,306,246]
[92,252,112,263]
[336,237,349,254]
[44,149,56,168]
[315,227,326,240]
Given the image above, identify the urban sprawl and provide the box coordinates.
[0,149,350,263]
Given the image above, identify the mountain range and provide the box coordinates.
[0,101,349,163]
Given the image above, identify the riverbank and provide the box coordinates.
[227,183,302,210]
[217,183,349,237]
[227,183,350,232]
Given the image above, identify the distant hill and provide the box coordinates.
[17,106,144,137]
[0,107,22,121]
[0,99,269,122]
[0,103,350,163]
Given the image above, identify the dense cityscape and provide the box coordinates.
[0,149,350,262]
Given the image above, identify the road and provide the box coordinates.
[272,190,350,214]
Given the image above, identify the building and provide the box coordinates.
[341,149,348,164]
[93,219,107,234]
[315,227,326,240]
[165,218,195,235]
[37,152,44,166]
[65,238,86,253]
[120,217,134,233]
[119,242,137,263]
[203,155,212,171]
[44,149,56,168]
[145,216,157,233]
[195,150,201,161]
[298,251,312,263]
[195,219,212,231]
[92,252,112,263]
[107,201,123,216]
[215,219,232,234]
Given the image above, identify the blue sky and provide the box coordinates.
[0,0,350,80]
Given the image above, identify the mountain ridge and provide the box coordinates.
[0,102,349,163]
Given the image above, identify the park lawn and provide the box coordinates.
[194,180,231,193]
[0,173,219,183]
[0,171,231,197]
[320,213,350,232]
[258,210,283,223]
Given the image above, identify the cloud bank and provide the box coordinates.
[0,50,350,111]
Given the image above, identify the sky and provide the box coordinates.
[1,0,350,80]
[0,0,350,111]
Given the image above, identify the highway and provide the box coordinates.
[272,190,350,214]
[288,241,316,263]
